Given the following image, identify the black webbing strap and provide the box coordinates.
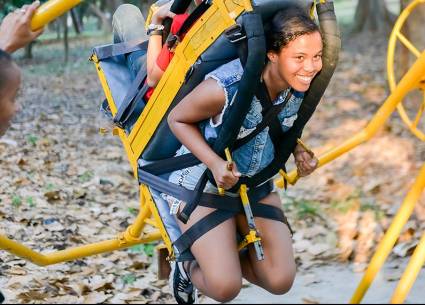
[180,12,266,223]
[225,24,248,67]
[138,168,194,202]
[140,153,201,176]
[94,40,148,61]
[167,0,212,49]
[113,60,148,128]
[173,199,289,256]
[173,209,235,256]
[233,85,293,150]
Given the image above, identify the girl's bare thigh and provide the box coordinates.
[236,192,296,293]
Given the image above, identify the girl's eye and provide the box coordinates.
[314,54,322,60]
[295,56,304,61]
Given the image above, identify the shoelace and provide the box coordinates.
[176,274,193,294]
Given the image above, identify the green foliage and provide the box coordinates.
[129,243,156,257]
[11,195,22,207]
[0,0,48,17]
[26,196,36,207]
[26,134,38,146]
[78,170,93,183]
[122,273,137,285]
[282,195,323,221]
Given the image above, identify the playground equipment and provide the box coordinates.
[387,0,425,141]
[2,0,342,269]
[0,0,423,303]
[30,0,82,30]
[350,0,425,303]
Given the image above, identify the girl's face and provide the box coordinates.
[0,64,21,137]
[268,31,323,92]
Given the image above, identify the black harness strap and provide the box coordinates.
[93,39,148,61]
[173,201,289,258]
[173,209,235,256]
[167,0,212,50]
[178,12,266,224]
[233,84,293,150]
[113,59,148,128]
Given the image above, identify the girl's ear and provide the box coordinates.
[267,51,278,63]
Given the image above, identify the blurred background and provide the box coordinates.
[0,0,424,303]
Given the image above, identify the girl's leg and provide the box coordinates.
[177,204,243,303]
[236,192,296,294]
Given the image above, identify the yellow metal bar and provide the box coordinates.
[396,32,421,58]
[125,194,151,241]
[275,51,425,188]
[90,54,138,175]
[390,232,425,304]
[412,99,425,128]
[31,0,82,30]
[350,163,425,303]
[129,0,246,160]
[0,231,162,266]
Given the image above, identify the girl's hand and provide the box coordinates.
[293,143,318,177]
[211,159,241,190]
[151,1,176,25]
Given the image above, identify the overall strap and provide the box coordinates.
[233,82,293,150]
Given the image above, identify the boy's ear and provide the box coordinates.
[266,51,278,63]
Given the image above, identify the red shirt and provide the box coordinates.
[144,13,189,101]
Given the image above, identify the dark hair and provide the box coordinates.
[265,5,321,53]
[0,49,15,92]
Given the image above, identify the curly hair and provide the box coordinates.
[265,5,321,53]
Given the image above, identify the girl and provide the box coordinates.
[166,5,322,304]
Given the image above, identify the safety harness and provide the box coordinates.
[97,0,340,261]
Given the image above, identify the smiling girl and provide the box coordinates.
[166,5,322,304]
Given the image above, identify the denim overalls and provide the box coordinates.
[163,59,304,208]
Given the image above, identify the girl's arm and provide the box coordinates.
[168,79,241,190]
[146,2,174,87]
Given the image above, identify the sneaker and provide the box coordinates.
[169,261,198,304]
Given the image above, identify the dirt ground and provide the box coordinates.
[0,22,424,304]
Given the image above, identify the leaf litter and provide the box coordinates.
[0,31,424,303]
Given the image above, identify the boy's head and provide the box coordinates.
[0,49,21,137]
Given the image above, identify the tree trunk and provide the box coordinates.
[88,3,112,32]
[70,8,82,34]
[62,14,69,62]
[352,0,397,33]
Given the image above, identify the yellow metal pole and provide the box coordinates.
[350,163,425,303]
[31,0,82,30]
[275,51,425,188]
[0,231,162,266]
[125,194,151,240]
[390,232,425,304]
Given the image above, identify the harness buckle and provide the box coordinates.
[224,24,246,44]
[167,34,180,51]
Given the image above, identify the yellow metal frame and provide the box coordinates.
[387,0,425,141]
[0,0,255,266]
[31,0,82,30]
[350,163,425,303]
[3,0,425,301]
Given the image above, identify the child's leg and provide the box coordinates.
[177,204,243,303]
[236,192,296,294]
[112,4,148,77]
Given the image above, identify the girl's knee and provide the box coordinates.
[264,265,296,295]
[207,275,242,302]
